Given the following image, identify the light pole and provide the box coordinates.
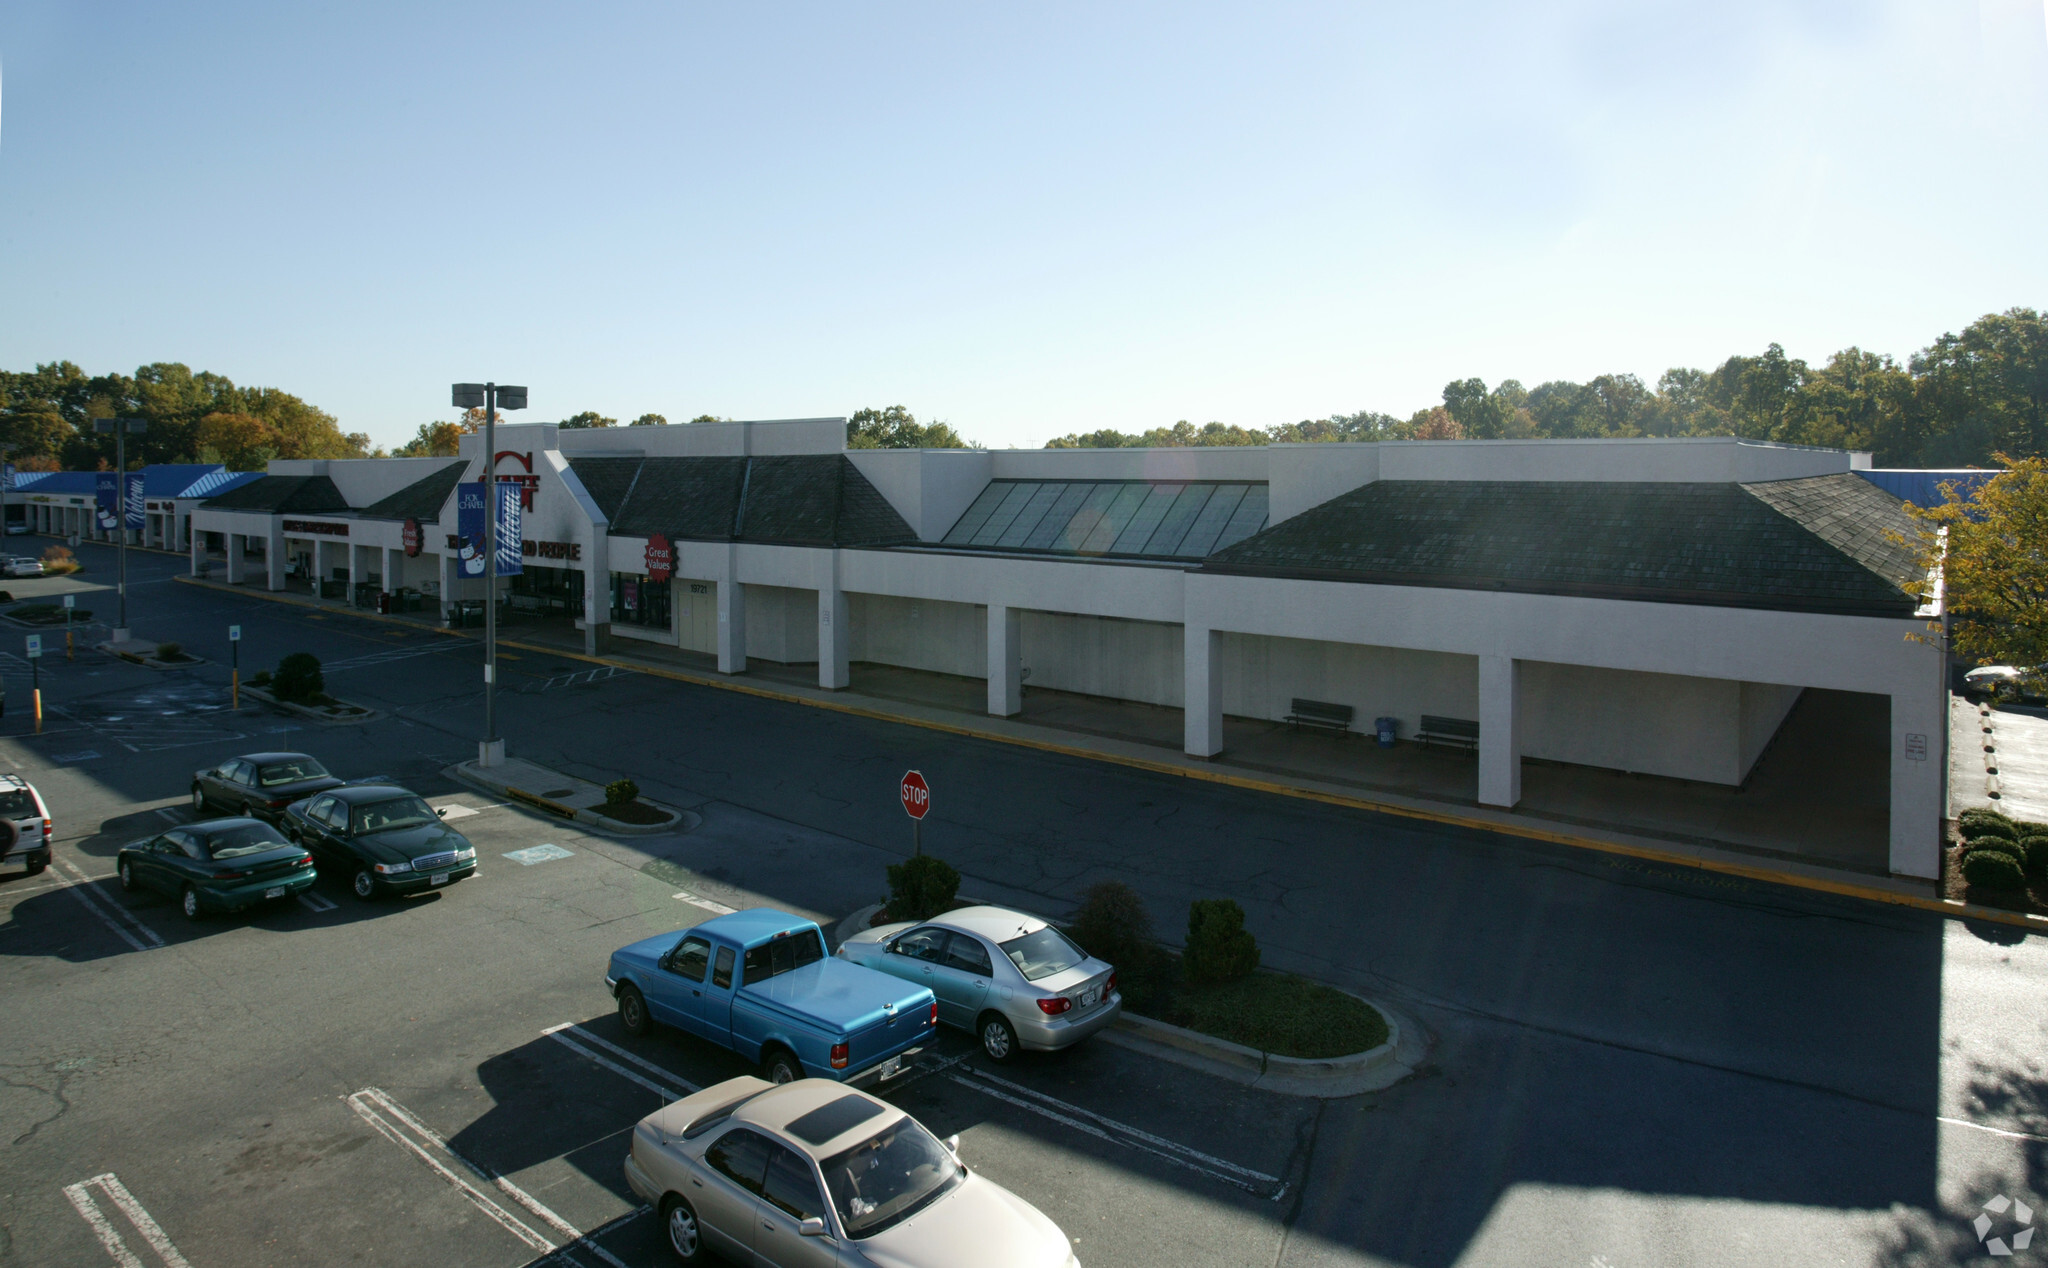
[451,383,526,767]
[91,418,147,641]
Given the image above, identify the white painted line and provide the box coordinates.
[504,844,574,866]
[346,1092,557,1257]
[1938,1115,2048,1145]
[62,1173,190,1268]
[56,861,163,952]
[543,1027,697,1101]
[965,1067,1280,1183]
[431,802,480,820]
[672,892,735,915]
[947,1073,1283,1199]
[544,1022,701,1094]
[151,807,187,825]
[296,890,338,913]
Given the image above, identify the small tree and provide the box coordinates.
[1070,881,1154,972]
[885,855,960,922]
[1906,457,2048,666]
[272,652,324,703]
[1961,849,2027,891]
[605,778,639,806]
[1183,898,1260,985]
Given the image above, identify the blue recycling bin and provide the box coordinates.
[1374,716,1398,747]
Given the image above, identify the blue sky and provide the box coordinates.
[2,2,2045,451]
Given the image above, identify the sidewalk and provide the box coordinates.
[445,755,695,836]
[174,573,2048,932]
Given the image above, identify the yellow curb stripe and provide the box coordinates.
[173,575,2048,933]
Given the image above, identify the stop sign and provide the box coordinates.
[899,770,931,820]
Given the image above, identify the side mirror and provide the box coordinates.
[436,808,447,818]
[944,1134,960,1156]
[797,1217,828,1239]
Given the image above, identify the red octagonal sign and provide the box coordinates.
[899,770,930,820]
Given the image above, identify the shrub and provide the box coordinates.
[40,545,79,574]
[1961,849,2027,891]
[251,670,273,687]
[1957,807,2013,835]
[1960,818,2018,844]
[2018,835,2048,879]
[885,854,960,923]
[604,778,639,806]
[1070,881,1155,971]
[156,642,182,661]
[271,652,324,703]
[1183,898,1260,986]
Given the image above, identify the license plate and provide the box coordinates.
[1081,987,1100,1007]
[430,872,450,887]
[878,1056,902,1080]
[263,886,285,900]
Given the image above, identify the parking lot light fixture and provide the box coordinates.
[451,383,526,768]
[91,417,148,640]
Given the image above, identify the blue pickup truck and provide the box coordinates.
[605,909,936,1087]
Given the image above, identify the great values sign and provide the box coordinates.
[645,532,673,582]
[402,518,422,557]
[899,770,931,821]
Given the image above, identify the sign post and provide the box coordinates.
[899,769,931,856]
[229,624,241,709]
[62,594,74,660]
[25,635,41,734]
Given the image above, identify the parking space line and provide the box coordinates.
[672,891,735,915]
[296,891,338,913]
[62,1173,192,1268]
[542,1022,700,1099]
[56,861,163,952]
[152,807,188,825]
[345,1089,634,1268]
[947,1071,1285,1200]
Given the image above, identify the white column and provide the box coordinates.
[227,533,246,584]
[1478,654,1522,808]
[383,548,402,595]
[716,548,747,674]
[441,550,459,623]
[1890,687,1945,879]
[987,604,1022,716]
[1184,625,1223,757]
[816,551,850,690]
[583,531,610,656]
[189,527,204,576]
[266,530,287,591]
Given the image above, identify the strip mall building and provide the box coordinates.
[181,420,1945,879]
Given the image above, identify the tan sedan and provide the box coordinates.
[625,1076,1079,1267]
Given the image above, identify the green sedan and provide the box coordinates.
[117,818,318,921]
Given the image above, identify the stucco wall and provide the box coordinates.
[1519,661,1740,784]
[1215,633,1478,737]
[1022,613,1186,707]
[674,579,719,655]
[1739,681,1805,778]
[744,584,819,664]
[850,594,985,678]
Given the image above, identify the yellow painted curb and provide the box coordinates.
[173,575,2048,934]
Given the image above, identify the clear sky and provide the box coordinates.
[3,2,2045,451]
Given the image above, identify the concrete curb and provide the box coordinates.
[443,761,696,837]
[1100,992,1426,1099]
[238,683,381,725]
[174,573,2048,935]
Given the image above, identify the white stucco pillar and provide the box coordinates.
[383,548,402,595]
[226,534,246,584]
[583,531,610,657]
[1184,625,1223,757]
[716,554,747,674]
[816,551,850,690]
[1478,654,1522,808]
[189,528,204,576]
[1889,687,1945,878]
[440,551,459,623]
[987,604,1022,717]
[266,530,287,591]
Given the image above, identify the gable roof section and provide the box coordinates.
[11,472,97,494]
[200,475,350,514]
[175,470,262,499]
[1204,477,1921,617]
[359,462,466,523]
[567,454,913,547]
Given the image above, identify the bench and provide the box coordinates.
[1285,698,1355,734]
[1416,715,1479,750]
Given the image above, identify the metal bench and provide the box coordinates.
[1417,714,1479,750]
[1285,698,1355,734]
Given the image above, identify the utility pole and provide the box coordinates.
[450,384,526,767]
[91,418,147,642]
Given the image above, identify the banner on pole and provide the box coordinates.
[494,481,523,577]
[454,482,488,577]
[124,474,145,530]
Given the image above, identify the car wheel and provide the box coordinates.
[979,1012,1018,1063]
[181,886,203,922]
[25,855,45,877]
[191,786,207,813]
[119,859,138,892]
[351,870,377,902]
[760,1047,802,1085]
[617,985,651,1038]
[659,1194,704,1263]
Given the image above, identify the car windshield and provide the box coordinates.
[257,757,331,787]
[821,1116,962,1238]
[350,796,438,834]
[998,926,1088,981]
[201,822,292,860]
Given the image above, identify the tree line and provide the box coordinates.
[1044,308,2048,467]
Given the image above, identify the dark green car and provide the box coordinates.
[117,818,318,921]
[282,785,478,901]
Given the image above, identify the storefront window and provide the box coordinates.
[511,565,584,614]
[611,573,671,629]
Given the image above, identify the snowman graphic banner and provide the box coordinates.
[454,480,524,578]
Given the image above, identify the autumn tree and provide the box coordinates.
[630,413,667,427]
[1906,456,2048,667]
[846,405,972,448]
[560,411,616,429]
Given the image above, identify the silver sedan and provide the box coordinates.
[838,905,1121,1063]
[625,1075,1079,1267]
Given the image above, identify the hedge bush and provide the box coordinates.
[1957,806,2013,833]
[886,854,960,923]
[1960,818,2018,844]
[271,653,324,703]
[1962,849,2027,891]
[1183,898,1260,985]
[2019,835,2048,879]
[604,778,639,806]
[1070,881,1155,972]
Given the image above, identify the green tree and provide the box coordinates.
[559,411,615,429]
[846,405,972,448]
[1905,456,2048,667]
[629,413,667,427]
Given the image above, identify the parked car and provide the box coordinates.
[4,523,31,536]
[116,817,316,920]
[2,556,44,577]
[626,1075,1079,1267]
[607,908,936,1088]
[281,784,476,901]
[192,752,351,823]
[838,906,1120,1063]
[1965,663,2048,705]
[0,774,52,876]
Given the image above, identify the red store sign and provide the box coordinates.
[283,519,349,537]
[645,532,673,582]
[402,518,422,557]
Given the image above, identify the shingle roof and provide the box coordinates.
[358,462,466,523]
[1203,477,1923,616]
[11,472,97,494]
[566,454,912,547]
[199,475,350,514]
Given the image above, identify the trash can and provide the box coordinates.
[1374,716,1398,747]
[376,592,392,615]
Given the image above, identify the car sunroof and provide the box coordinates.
[784,1094,886,1146]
